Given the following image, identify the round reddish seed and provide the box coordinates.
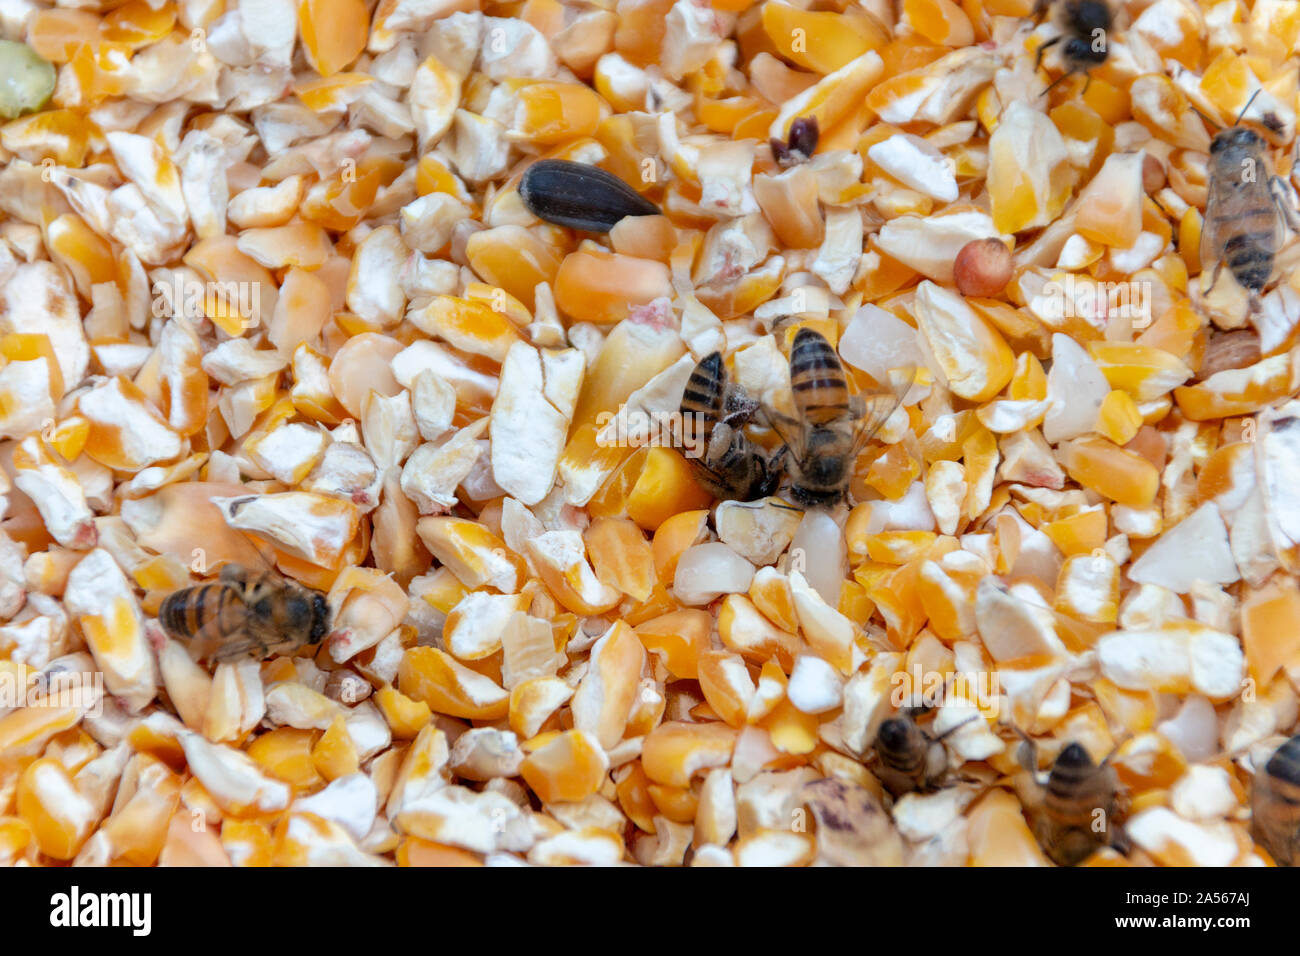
[953,238,1013,297]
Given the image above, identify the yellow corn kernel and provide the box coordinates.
[247,728,322,791]
[640,721,737,788]
[16,758,96,861]
[298,0,368,77]
[761,2,887,74]
[634,609,711,680]
[519,729,609,803]
[374,685,432,739]
[1060,436,1161,507]
[554,249,675,325]
[311,715,361,780]
[398,646,510,721]
[1096,389,1143,445]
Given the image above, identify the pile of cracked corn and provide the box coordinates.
[2,0,1300,869]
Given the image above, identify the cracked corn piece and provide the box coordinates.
[3,0,1299,872]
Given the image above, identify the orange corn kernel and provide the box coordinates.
[1060,436,1161,507]
[519,729,609,803]
[554,249,674,325]
[398,646,510,720]
[298,0,369,77]
[641,721,738,788]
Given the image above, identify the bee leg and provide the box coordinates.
[1081,71,1092,96]
[1011,726,1039,774]
[705,421,735,469]
[1034,35,1062,70]
[1108,822,1132,856]
[1204,258,1225,297]
[1040,68,1073,98]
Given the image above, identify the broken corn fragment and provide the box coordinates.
[298,0,369,77]
[915,281,1015,401]
[554,250,674,324]
[520,729,609,803]
[1075,152,1144,248]
[501,80,604,144]
[761,2,886,74]
[17,758,96,860]
[1096,390,1143,445]
[1174,355,1298,420]
[635,609,711,679]
[398,647,510,721]
[1061,437,1160,508]
[987,101,1071,234]
[641,721,738,787]
[1241,586,1300,687]
[903,0,974,47]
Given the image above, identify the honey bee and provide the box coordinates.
[678,351,781,502]
[1033,0,1112,91]
[1200,90,1300,300]
[1250,733,1300,866]
[765,328,910,510]
[873,711,974,797]
[158,563,332,662]
[1017,733,1123,866]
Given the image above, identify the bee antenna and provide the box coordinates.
[1190,104,1221,133]
[1233,87,1264,127]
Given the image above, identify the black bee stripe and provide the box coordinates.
[187,585,206,637]
[792,353,842,373]
[792,375,844,390]
[1223,232,1277,250]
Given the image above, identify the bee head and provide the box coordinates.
[1210,126,1263,154]
[1265,735,1300,785]
[1062,35,1107,66]
[877,717,914,751]
[1055,741,1096,770]
[309,593,331,644]
[1066,0,1112,32]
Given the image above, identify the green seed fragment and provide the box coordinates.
[0,39,56,121]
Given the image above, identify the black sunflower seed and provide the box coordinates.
[519,159,660,232]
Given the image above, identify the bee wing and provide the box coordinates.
[1199,186,1229,272]
[848,363,917,459]
[757,404,806,467]
[176,590,253,662]
[1201,181,1286,273]
[207,602,289,662]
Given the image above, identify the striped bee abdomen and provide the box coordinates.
[877,718,926,776]
[159,582,243,642]
[789,328,849,425]
[1045,743,1112,823]
[1222,229,1276,292]
[1253,734,1300,865]
[680,351,726,447]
